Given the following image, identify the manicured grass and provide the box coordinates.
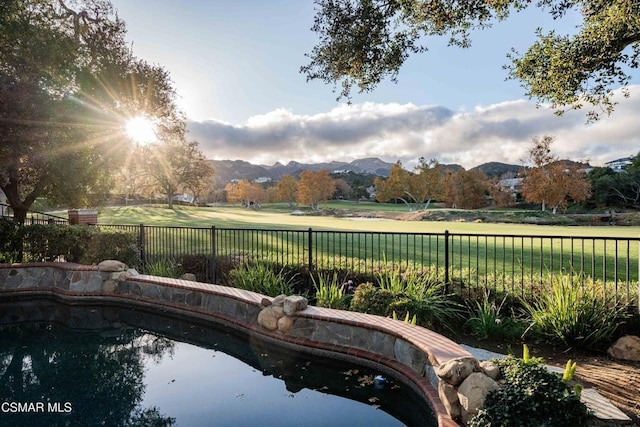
[94,204,640,238]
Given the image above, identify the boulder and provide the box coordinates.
[97,260,127,272]
[607,335,640,362]
[272,294,286,307]
[438,380,461,420]
[257,306,285,331]
[457,372,500,424]
[283,295,308,315]
[435,356,480,386]
[480,360,501,380]
[277,316,294,333]
[102,280,117,293]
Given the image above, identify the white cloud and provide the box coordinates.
[187,86,640,169]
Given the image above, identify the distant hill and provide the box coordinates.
[471,162,521,178]
[209,157,397,185]
[207,158,515,185]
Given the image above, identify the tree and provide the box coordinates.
[443,169,489,209]
[334,178,353,199]
[142,139,214,209]
[0,0,183,223]
[588,154,640,208]
[297,169,336,209]
[374,161,412,208]
[374,160,444,210]
[303,0,640,120]
[275,174,299,209]
[411,158,446,209]
[521,136,591,213]
[225,179,266,208]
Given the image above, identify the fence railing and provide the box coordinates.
[0,204,68,225]
[98,224,639,307]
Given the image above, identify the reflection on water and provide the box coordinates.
[0,300,435,426]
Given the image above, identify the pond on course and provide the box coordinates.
[0,300,436,426]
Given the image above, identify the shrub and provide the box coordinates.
[21,224,97,262]
[227,261,296,297]
[349,282,461,330]
[465,292,526,340]
[469,351,590,427]
[81,229,140,267]
[349,283,397,315]
[178,254,212,282]
[521,273,630,350]
[0,218,21,263]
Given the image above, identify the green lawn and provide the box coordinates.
[94,204,640,238]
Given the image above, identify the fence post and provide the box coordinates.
[138,224,146,271]
[211,226,217,284]
[308,227,314,275]
[444,229,450,292]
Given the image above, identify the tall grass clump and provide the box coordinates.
[228,260,296,297]
[465,292,526,341]
[143,258,183,278]
[521,273,630,350]
[312,273,350,309]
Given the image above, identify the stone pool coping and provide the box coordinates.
[0,262,472,427]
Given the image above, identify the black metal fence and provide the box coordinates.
[99,224,639,307]
[0,203,68,225]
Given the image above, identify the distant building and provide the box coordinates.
[172,194,194,204]
[605,156,635,172]
[254,177,272,183]
[497,178,523,192]
[332,169,351,174]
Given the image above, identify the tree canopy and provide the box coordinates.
[302,0,640,120]
[0,0,191,222]
[297,169,336,209]
[521,135,591,213]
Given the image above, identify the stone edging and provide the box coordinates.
[0,261,493,427]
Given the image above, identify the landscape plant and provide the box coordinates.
[312,273,350,309]
[0,218,21,263]
[81,230,140,267]
[521,273,630,350]
[469,346,590,427]
[349,272,462,330]
[143,259,183,278]
[465,292,526,341]
[227,260,297,297]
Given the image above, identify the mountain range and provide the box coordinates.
[207,158,527,186]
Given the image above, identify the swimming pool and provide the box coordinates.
[0,299,436,426]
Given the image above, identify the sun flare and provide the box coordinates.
[125,116,158,144]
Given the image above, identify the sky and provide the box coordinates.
[110,0,639,170]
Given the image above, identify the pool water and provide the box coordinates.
[0,300,435,426]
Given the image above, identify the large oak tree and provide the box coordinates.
[297,169,336,209]
[0,0,187,223]
[302,0,640,120]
